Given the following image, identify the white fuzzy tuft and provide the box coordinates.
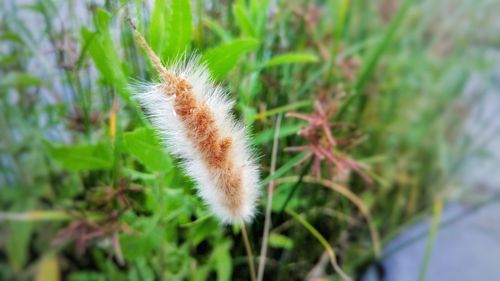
[133,57,259,224]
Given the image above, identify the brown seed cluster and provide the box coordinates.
[164,76,243,216]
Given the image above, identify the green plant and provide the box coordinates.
[0,0,492,280]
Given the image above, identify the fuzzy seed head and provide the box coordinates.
[134,56,259,224]
[127,18,260,223]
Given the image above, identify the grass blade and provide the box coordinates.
[355,0,412,91]
[202,38,259,80]
[261,53,319,68]
[163,0,193,59]
[287,209,352,281]
[419,197,443,281]
[259,152,309,188]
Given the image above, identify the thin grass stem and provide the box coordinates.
[418,197,443,281]
[287,209,352,281]
[257,114,282,281]
[241,223,257,281]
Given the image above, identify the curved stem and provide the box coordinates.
[276,176,381,257]
[287,209,352,281]
[241,223,257,281]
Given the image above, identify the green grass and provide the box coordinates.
[0,0,494,280]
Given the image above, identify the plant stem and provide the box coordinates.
[287,209,352,281]
[241,223,257,281]
[257,114,282,281]
[419,197,443,281]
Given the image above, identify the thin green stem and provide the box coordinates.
[287,209,352,281]
[419,197,443,281]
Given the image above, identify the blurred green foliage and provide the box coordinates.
[0,0,494,280]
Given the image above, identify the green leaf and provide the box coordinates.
[271,182,301,211]
[148,0,168,53]
[203,17,232,42]
[123,127,172,172]
[331,0,350,43]
[255,99,313,120]
[120,217,165,260]
[81,9,131,103]
[261,53,319,68]
[253,124,302,145]
[6,200,35,273]
[0,32,24,44]
[232,4,255,37]
[46,142,113,171]
[129,259,155,281]
[338,0,413,117]
[189,264,211,281]
[188,219,219,246]
[0,72,42,89]
[419,198,443,280]
[35,255,60,281]
[232,0,269,39]
[21,0,57,17]
[95,8,111,31]
[269,233,293,250]
[212,241,232,281]
[355,0,412,91]
[67,272,105,281]
[260,151,309,187]
[6,222,33,273]
[202,38,259,80]
[241,103,257,125]
[163,0,193,59]
[0,55,17,67]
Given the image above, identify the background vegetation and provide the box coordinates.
[0,0,496,280]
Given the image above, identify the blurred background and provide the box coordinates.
[1,0,499,280]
